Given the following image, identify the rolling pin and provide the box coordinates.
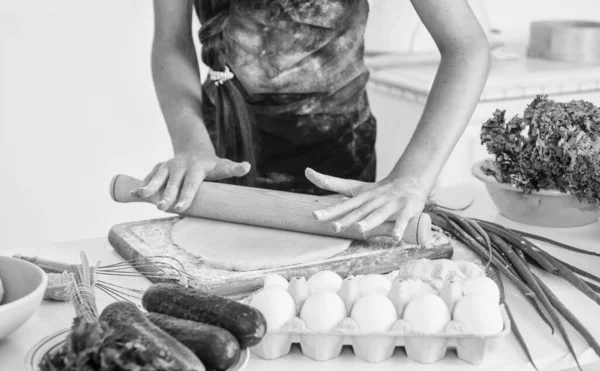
[110,174,433,245]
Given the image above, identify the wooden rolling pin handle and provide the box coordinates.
[110,174,433,245]
[364,212,433,246]
[110,174,155,204]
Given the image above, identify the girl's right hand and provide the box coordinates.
[132,153,251,212]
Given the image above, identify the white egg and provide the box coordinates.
[288,277,309,314]
[249,287,296,331]
[453,294,504,336]
[351,294,398,332]
[300,292,347,332]
[357,274,392,297]
[461,276,500,305]
[307,271,343,295]
[338,275,360,315]
[439,280,463,312]
[263,274,289,290]
[402,294,450,334]
[387,278,435,316]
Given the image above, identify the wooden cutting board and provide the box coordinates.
[108,217,453,299]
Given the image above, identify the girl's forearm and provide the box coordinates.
[152,40,216,156]
[389,49,491,188]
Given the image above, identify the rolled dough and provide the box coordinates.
[171,217,352,271]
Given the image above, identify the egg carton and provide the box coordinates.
[251,304,511,364]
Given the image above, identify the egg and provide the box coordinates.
[249,287,296,331]
[300,292,347,332]
[402,294,450,334]
[461,276,500,305]
[351,294,398,332]
[337,275,359,315]
[453,294,504,336]
[288,277,309,314]
[263,274,289,290]
[439,280,463,312]
[307,271,343,295]
[357,274,392,297]
[387,278,435,316]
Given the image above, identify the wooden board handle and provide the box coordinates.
[110,174,433,245]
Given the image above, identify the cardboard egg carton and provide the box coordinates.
[246,259,511,364]
[251,304,510,364]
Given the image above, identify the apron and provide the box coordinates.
[198,0,377,195]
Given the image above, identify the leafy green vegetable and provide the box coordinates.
[39,317,178,371]
[480,95,600,204]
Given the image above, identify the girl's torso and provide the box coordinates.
[198,0,377,194]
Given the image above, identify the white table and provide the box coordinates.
[1,184,599,371]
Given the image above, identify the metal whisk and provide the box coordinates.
[14,253,202,303]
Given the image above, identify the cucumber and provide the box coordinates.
[146,312,241,371]
[99,301,205,371]
[142,283,267,348]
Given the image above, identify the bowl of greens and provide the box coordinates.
[473,95,600,227]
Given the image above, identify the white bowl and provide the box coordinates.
[0,256,48,340]
[472,159,600,227]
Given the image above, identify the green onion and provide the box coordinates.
[430,213,535,297]
[559,261,600,286]
[504,303,540,371]
[500,245,582,371]
[477,221,558,275]
[535,276,600,360]
[427,208,600,369]
[439,211,555,333]
[533,249,600,307]
[491,267,540,371]
[586,280,600,294]
[512,230,600,257]
[483,223,600,258]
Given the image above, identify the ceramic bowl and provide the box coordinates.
[471,159,600,227]
[0,256,48,340]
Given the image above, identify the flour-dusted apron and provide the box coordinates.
[197,0,377,195]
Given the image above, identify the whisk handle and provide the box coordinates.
[13,254,77,273]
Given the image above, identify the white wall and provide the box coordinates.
[366,0,600,53]
[1,1,173,250]
[2,0,600,249]
[486,0,600,44]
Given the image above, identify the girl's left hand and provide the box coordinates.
[305,168,432,241]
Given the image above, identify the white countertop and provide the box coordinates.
[368,54,600,103]
[1,184,600,371]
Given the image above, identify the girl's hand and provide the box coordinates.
[305,168,431,241]
[133,154,251,212]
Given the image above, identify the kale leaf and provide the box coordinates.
[39,317,178,371]
[480,95,600,204]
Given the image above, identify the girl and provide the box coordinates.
[134,0,490,241]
